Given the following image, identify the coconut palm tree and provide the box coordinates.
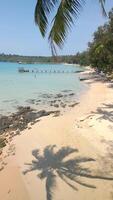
[24,145,113,200]
[34,0,107,54]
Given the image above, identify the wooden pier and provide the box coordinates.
[18,67,82,74]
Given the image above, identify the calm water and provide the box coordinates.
[0,62,86,115]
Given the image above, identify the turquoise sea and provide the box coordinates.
[0,62,87,115]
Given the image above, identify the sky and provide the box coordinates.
[0,0,113,56]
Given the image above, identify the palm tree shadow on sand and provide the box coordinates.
[23,145,113,200]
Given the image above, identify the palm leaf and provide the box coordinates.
[35,0,107,54]
[99,0,107,16]
[48,0,85,54]
[35,0,58,37]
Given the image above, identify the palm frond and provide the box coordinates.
[35,0,107,54]
[48,0,85,54]
[35,0,58,37]
[99,0,107,16]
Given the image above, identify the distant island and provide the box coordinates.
[0,52,89,66]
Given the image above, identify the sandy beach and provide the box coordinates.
[0,69,113,200]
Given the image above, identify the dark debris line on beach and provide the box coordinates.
[0,91,79,135]
[0,107,60,135]
[0,106,61,152]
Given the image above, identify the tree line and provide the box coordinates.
[0,53,89,65]
[88,8,113,73]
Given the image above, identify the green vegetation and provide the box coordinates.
[72,51,90,66]
[88,8,113,73]
[0,54,54,64]
[0,53,89,65]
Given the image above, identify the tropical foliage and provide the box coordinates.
[88,8,113,73]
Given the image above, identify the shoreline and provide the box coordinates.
[0,68,113,200]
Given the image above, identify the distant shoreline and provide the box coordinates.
[0,54,85,66]
[0,60,81,65]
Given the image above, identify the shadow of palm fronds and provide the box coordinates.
[23,145,113,200]
[103,103,113,109]
[92,103,113,122]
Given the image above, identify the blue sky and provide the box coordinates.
[0,0,113,56]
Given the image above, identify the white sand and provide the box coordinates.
[0,71,113,200]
